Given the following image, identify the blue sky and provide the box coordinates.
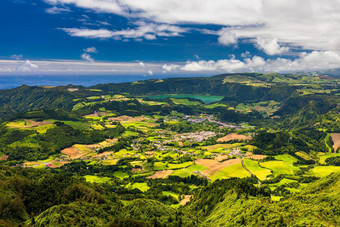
[1,0,340,75]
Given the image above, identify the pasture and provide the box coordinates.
[127,182,150,192]
[261,161,299,176]
[209,162,250,181]
[84,175,111,183]
[243,159,271,180]
[311,166,340,177]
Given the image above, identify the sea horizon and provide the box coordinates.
[0,74,210,90]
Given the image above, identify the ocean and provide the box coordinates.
[0,75,205,90]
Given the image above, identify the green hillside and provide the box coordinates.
[0,73,340,226]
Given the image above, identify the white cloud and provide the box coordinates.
[162,64,180,72]
[17,60,39,72]
[181,51,340,73]
[46,6,70,14]
[10,54,23,60]
[61,21,187,40]
[48,0,340,53]
[144,34,156,40]
[1,52,340,75]
[44,0,126,15]
[83,47,97,53]
[217,28,238,46]
[198,27,238,46]
[241,51,251,58]
[256,38,289,55]
[181,60,218,72]
[139,61,145,67]
[81,53,94,62]
[61,28,114,38]
[0,60,160,75]
[97,21,111,26]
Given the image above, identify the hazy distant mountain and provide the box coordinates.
[317,68,340,77]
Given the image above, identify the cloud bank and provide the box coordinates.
[46,0,340,54]
[1,50,340,75]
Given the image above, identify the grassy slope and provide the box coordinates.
[261,160,299,176]
[243,159,271,180]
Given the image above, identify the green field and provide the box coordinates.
[101,159,119,165]
[127,182,150,192]
[162,191,179,200]
[275,154,299,164]
[311,166,340,177]
[243,159,271,180]
[209,163,250,181]
[271,178,298,187]
[154,162,168,170]
[318,153,340,164]
[171,169,193,178]
[271,195,282,201]
[7,120,31,127]
[84,175,111,183]
[170,98,201,106]
[171,164,207,178]
[261,161,299,176]
[168,162,193,170]
[113,171,129,179]
[63,121,91,130]
[122,131,139,137]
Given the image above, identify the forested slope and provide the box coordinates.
[185,173,340,227]
[0,165,339,226]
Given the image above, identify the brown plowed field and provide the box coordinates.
[245,152,266,160]
[9,120,53,128]
[195,158,241,175]
[179,195,193,205]
[331,133,340,153]
[61,147,87,159]
[217,133,252,142]
[147,170,174,179]
[108,115,147,122]
[0,156,8,160]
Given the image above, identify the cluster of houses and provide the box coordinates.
[183,114,243,129]
[171,131,216,143]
